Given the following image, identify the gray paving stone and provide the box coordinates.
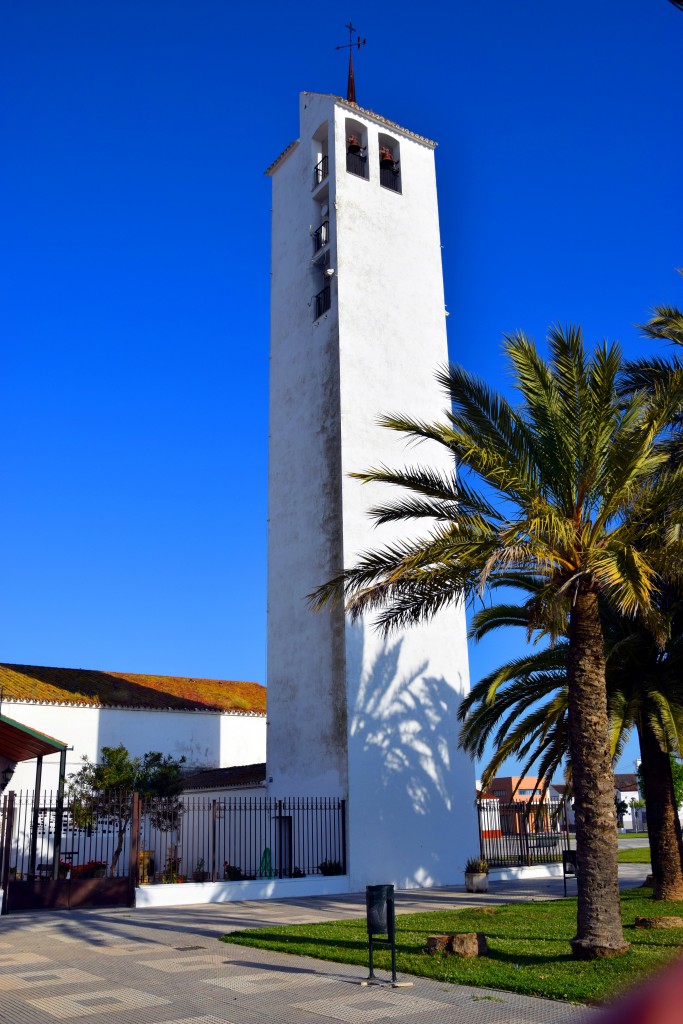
[0,884,616,1024]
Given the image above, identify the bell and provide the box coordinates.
[379,146,394,168]
[347,134,361,154]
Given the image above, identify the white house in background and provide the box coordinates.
[614,772,642,831]
[265,88,477,892]
[0,663,266,793]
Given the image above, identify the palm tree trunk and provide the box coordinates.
[567,588,629,958]
[638,720,683,900]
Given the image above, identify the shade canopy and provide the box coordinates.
[0,714,68,763]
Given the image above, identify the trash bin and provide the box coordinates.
[562,850,578,896]
[366,883,394,936]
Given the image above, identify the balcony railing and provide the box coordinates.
[313,155,328,188]
[380,165,401,192]
[313,220,329,253]
[346,152,367,178]
[314,285,331,320]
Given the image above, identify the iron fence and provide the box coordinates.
[1,790,346,891]
[477,798,570,867]
[142,795,345,883]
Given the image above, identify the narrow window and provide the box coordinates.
[312,250,332,320]
[345,118,368,179]
[312,123,329,189]
[378,133,401,193]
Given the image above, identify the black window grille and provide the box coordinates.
[380,165,401,193]
[313,220,329,253]
[346,152,367,178]
[314,285,331,320]
[313,155,328,188]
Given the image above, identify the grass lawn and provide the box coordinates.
[620,832,649,839]
[222,888,683,1005]
[618,847,651,864]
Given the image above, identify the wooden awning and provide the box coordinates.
[0,714,68,762]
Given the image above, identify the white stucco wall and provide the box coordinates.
[266,92,478,890]
[2,700,266,793]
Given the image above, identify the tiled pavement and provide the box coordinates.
[0,873,650,1024]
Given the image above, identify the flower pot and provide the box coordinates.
[465,871,488,893]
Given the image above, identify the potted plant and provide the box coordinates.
[192,858,208,882]
[464,856,489,893]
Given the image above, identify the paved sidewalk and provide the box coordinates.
[0,872,650,1024]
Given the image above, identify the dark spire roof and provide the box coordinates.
[347,47,356,104]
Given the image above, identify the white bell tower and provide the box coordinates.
[265,90,478,889]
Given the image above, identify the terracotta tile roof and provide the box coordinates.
[0,663,266,715]
[182,763,266,791]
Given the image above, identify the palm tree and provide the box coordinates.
[312,326,683,957]
[458,588,683,900]
[622,303,683,467]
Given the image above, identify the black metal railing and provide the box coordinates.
[0,789,134,881]
[1,790,346,889]
[313,220,329,253]
[143,795,345,882]
[380,165,401,192]
[477,798,570,867]
[313,155,328,188]
[346,152,367,178]
[314,285,331,320]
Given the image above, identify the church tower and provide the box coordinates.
[266,90,477,889]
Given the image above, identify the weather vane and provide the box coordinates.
[335,21,366,105]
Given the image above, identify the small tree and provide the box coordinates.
[615,796,629,828]
[68,744,185,874]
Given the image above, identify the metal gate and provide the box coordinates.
[477,797,571,867]
[1,789,135,913]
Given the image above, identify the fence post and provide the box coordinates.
[1,792,15,914]
[341,799,347,875]
[27,759,43,879]
[476,800,484,859]
[128,792,140,906]
[277,800,283,879]
[211,800,217,882]
[52,749,68,880]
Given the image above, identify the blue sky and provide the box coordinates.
[2,2,681,776]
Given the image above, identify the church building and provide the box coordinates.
[265,83,477,889]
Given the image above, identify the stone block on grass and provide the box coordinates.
[635,916,683,929]
[427,933,488,957]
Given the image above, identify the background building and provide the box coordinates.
[0,663,266,793]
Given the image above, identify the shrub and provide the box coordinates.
[319,859,344,876]
[465,857,489,874]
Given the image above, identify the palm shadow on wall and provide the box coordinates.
[345,623,477,882]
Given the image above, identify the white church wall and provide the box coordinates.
[266,91,348,800]
[2,701,266,793]
[332,100,477,887]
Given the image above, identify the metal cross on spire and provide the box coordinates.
[335,21,366,105]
